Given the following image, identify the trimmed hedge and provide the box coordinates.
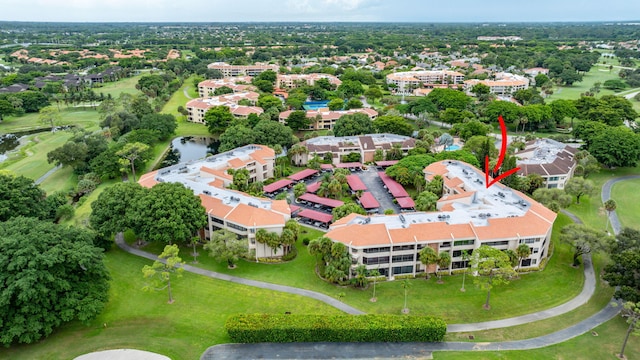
[226,314,447,343]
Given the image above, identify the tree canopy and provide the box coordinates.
[0,217,110,345]
[131,182,207,244]
[333,112,373,137]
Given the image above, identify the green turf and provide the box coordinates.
[138,215,585,324]
[444,251,613,342]
[38,166,77,195]
[0,247,340,360]
[434,315,640,360]
[1,130,73,181]
[610,178,640,229]
[95,75,144,98]
[0,107,101,134]
[160,75,195,117]
[546,58,622,101]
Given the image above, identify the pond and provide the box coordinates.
[159,136,219,168]
[0,126,73,162]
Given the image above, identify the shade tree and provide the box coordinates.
[471,245,517,310]
[204,229,248,268]
[142,244,185,304]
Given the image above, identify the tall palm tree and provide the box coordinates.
[419,246,438,279]
[401,279,411,314]
[604,199,617,234]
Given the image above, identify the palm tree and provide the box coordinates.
[354,264,367,288]
[604,199,617,234]
[419,246,438,279]
[369,268,380,302]
[460,250,470,292]
[401,279,411,314]
[436,252,451,283]
[515,243,532,272]
[280,228,296,255]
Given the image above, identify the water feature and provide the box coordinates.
[0,126,75,163]
[303,100,331,111]
[445,144,461,151]
[159,136,219,168]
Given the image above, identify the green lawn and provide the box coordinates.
[160,75,195,117]
[444,251,613,342]
[136,214,584,324]
[0,107,101,134]
[546,59,622,101]
[95,75,144,98]
[0,130,73,181]
[435,315,640,360]
[0,247,340,360]
[610,178,640,228]
[567,166,640,231]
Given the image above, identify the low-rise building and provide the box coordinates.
[275,73,342,89]
[207,62,279,77]
[290,134,415,166]
[324,160,556,279]
[464,72,529,96]
[516,138,578,189]
[198,76,255,97]
[138,144,290,258]
[186,92,263,124]
[279,108,378,131]
[386,70,465,95]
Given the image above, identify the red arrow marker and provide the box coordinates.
[485,115,520,189]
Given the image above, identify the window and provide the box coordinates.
[210,216,224,225]
[451,260,470,269]
[440,242,451,248]
[363,247,391,254]
[392,254,414,263]
[393,266,413,275]
[532,247,539,254]
[519,238,537,244]
[483,240,509,246]
[454,239,474,246]
[351,248,358,254]
[227,222,247,232]
[363,256,389,265]
[452,249,473,258]
[521,258,532,267]
[393,245,415,251]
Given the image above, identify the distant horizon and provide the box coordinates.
[2,20,640,24]
[3,0,640,23]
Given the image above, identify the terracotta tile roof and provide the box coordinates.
[328,223,391,247]
[225,203,287,227]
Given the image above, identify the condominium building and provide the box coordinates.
[207,62,279,77]
[516,138,578,189]
[198,76,255,97]
[386,70,465,95]
[186,92,263,124]
[278,108,378,131]
[289,134,416,166]
[324,160,556,279]
[275,73,342,89]
[464,72,530,96]
[138,145,290,258]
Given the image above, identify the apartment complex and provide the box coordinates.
[464,72,529,95]
[138,145,290,258]
[324,160,556,279]
[289,134,416,166]
[186,92,263,124]
[386,70,465,95]
[197,76,255,97]
[275,73,342,89]
[278,108,378,131]
[516,138,578,189]
[207,62,279,77]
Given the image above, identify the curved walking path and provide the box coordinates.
[183,86,194,100]
[117,176,640,358]
[601,175,640,234]
[115,234,364,315]
[35,164,62,184]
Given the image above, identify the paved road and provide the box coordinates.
[601,175,640,235]
[183,86,194,99]
[115,234,364,315]
[35,164,61,184]
[202,300,621,359]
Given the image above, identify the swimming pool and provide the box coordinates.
[303,101,331,110]
[445,144,461,151]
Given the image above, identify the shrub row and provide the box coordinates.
[226,314,447,343]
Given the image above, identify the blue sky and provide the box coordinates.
[2,0,639,22]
